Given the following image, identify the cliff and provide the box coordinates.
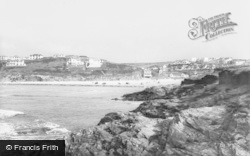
[65,68,250,156]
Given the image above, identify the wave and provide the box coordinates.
[15,120,69,136]
[43,122,69,134]
[0,123,17,136]
[0,109,24,119]
[11,94,61,98]
[0,120,69,139]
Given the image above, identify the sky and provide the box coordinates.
[0,0,250,63]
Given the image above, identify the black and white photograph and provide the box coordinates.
[0,0,250,155]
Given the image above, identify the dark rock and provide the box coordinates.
[131,100,184,119]
[219,67,250,86]
[111,98,119,101]
[98,112,122,125]
[181,74,218,86]
[122,86,174,101]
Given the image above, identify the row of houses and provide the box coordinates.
[0,54,44,67]
[162,59,246,72]
[0,54,43,61]
[6,60,27,67]
[191,57,246,66]
[143,66,190,79]
[163,63,217,71]
[1,54,104,68]
[66,56,104,68]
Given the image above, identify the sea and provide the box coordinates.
[0,85,142,140]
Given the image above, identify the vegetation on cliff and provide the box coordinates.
[0,57,140,81]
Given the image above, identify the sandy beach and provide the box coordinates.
[0,78,183,87]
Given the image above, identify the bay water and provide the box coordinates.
[0,85,142,140]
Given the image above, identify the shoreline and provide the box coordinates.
[0,79,182,87]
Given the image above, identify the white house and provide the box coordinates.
[66,57,85,66]
[220,57,233,64]
[29,54,43,60]
[233,60,246,66]
[8,56,21,60]
[191,58,198,62]
[169,72,189,78]
[143,69,152,78]
[162,65,168,71]
[202,57,210,62]
[23,56,31,60]
[86,58,103,68]
[0,56,9,60]
[6,60,26,67]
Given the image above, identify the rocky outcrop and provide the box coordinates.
[65,68,250,156]
[122,75,219,101]
[181,74,218,86]
[219,67,250,86]
[122,83,206,101]
[122,86,173,101]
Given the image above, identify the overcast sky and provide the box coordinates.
[0,0,249,63]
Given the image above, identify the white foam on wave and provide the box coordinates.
[43,122,69,134]
[0,109,24,119]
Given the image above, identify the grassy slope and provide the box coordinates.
[0,57,141,81]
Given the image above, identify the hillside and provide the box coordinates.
[0,57,142,81]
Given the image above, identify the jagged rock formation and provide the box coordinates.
[65,68,250,156]
[219,67,250,86]
[122,86,174,101]
[181,75,218,86]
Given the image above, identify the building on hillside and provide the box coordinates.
[79,56,89,62]
[6,60,26,67]
[23,56,31,60]
[0,56,9,60]
[65,55,76,58]
[233,59,246,66]
[169,72,189,78]
[162,64,169,72]
[191,58,198,62]
[202,57,210,62]
[172,60,191,65]
[219,57,233,64]
[66,56,85,66]
[29,54,43,60]
[149,65,160,71]
[53,54,65,58]
[8,56,21,60]
[209,64,216,69]
[143,69,152,78]
[86,58,103,68]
